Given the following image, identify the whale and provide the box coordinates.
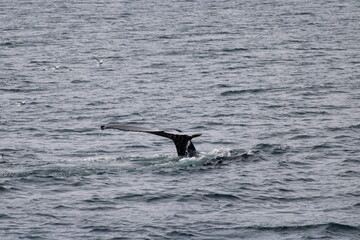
[100,124,201,157]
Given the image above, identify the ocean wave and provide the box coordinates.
[203,192,240,201]
[0,214,12,220]
[220,88,270,96]
[349,123,360,129]
[0,185,9,192]
[252,222,360,233]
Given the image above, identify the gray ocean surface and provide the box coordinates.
[1,0,360,239]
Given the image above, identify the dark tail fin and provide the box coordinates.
[100,124,201,156]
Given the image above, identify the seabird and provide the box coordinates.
[18,100,27,106]
[90,57,103,66]
[43,65,71,71]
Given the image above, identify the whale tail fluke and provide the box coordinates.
[100,124,201,157]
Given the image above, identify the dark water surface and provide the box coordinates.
[1,0,360,239]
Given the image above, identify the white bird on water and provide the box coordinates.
[17,100,27,106]
[89,57,103,66]
[43,65,71,71]
[17,98,36,106]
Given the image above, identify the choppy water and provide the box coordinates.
[1,0,360,239]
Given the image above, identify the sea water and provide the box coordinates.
[1,0,359,239]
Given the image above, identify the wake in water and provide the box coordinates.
[147,143,291,170]
[78,144,279,172]
[0,144,288,180]
[58,148,243,176]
